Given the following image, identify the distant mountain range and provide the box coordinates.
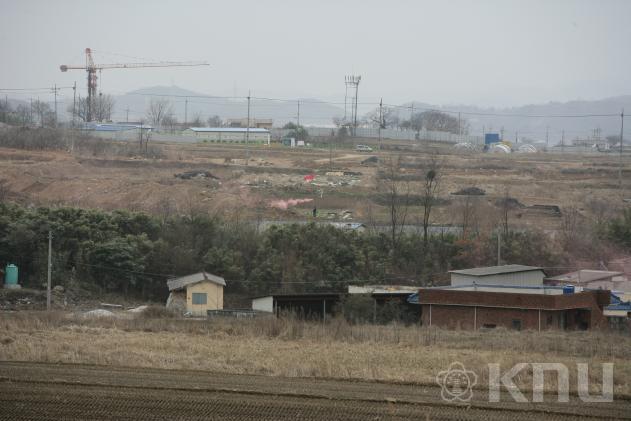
[113,87,631,143]
[110,86,345,127]
[398,97,630,144]
[6,85,630,142]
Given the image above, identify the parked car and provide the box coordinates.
[355,144,373,152]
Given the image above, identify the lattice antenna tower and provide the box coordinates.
[344,75,361,135]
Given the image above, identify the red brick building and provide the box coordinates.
[418,286,610,331]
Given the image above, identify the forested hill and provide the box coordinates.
[0,203,585,300]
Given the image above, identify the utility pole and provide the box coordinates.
[515,130,518,143]
[297,100,300,126]
[72,81,77,127]
[184,97,188,125]
[561,129,565,153]
[458,112,461,136]
[378,98,383,151]
[330,139,334,170]
[47,230,52,311]
[37,96,42,127]
[500,126,504,141]
[353,79,360,136]
[497,229,501,266]
[139,121,144,153]
[545,126,549,148]
[52,84,58,127]
[619,108,625,191]
[125,107,130,123]
[246,90,250,166]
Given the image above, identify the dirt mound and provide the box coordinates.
[452,187,486,196]
[174,170,219,180]
[361,156,378,165]
[495,197,524,209]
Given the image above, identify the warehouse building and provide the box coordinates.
[251,293,341,321]
[166,272,226,316]
[547,269,631,303]
[227,118,273,129]
[184,127,271,144]
[414,284,610,331]
[251,285,419,322]
[449,264,545,287]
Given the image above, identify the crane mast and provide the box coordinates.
[86,48,97,122]
[60,48,208,122]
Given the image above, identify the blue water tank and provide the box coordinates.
[485,133,500,144]
[4,264,18,285]
[563,285,575,294]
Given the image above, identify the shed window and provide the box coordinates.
[511,319,522,331]
[192,293,207,305]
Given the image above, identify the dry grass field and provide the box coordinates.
[1,311,630,396]
[0,137,630,230]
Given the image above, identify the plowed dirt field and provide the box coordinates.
[0,362,629,420]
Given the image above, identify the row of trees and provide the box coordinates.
[0,100,57,127]
[0,96,226,130]
[360,107,468,134]
[7,200,621,300]
[2,195,630,300]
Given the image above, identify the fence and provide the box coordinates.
[90,126,484,146]
[272,126,484,145]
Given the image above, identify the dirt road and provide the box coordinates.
[0,362,629,420]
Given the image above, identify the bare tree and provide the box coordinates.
[379,155,410,256]
[162,114,179,133]
[401,110,465,134]
[190,113,203,127]
[16,104,32,126]
[0,179,10,203]
[586,198,617,232]
[138,119,152,154]
[146,98,173,129]
[420,155,442,243]
[401,112,423,133]
[68,95,115,122]
[366,106,399,129]
[32,100,54,127]
[560,206,581,251]
[92,94,115,122]
[457,194,480,239]
[499,186,512,238]
[420,110,461,133]
[207,115,222,127]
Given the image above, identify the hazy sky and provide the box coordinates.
[1,0,630,108]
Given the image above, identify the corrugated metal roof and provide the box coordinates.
[449,264,543,277]
[188,127,270,133]
[606,302,631,311]
[85,123,153,131]
[546,270,623,284]
[167,272,226,291]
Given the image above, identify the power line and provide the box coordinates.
[5,86,629,122]
[0,86,75,92]
[73,262,175,278]
[382,102,621,118]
